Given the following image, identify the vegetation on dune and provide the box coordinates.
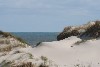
[41,56,48,66]
[80,21,100,39]
[0,30,28,44]
[57,21,100,40]
[75,40,87,45]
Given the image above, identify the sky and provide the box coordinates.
[0,0,100,32]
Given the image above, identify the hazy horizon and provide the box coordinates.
[0,0,100,32]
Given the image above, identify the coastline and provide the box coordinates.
[0,21,100,67]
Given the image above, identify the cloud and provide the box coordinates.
[0,0,100,18]
[0,0,59,8]
[0,0,100,32]
[0,0,100,9]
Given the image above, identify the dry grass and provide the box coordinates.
[11,62,34,67]
[0,30,28,44]
[75,40,87,45]
[0,45,12,52]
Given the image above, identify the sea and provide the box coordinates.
[11,32,59,47]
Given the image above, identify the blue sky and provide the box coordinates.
[0,0,100,32]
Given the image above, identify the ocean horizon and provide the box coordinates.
[11,32,59,47]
